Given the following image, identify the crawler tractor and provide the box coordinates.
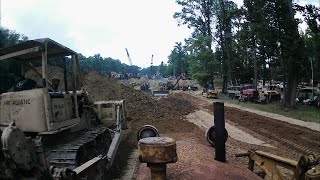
[0,38,127,179]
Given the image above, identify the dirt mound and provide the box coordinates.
[82,71,201,145]
[25,66,71,90]
[83,72,206,178]
[25,67,203,146]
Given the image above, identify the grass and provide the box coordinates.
[223,98,320,123]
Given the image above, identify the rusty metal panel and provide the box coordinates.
[64,94,73,120]
[0,89,47,132]
[51,98,66,123]
[94,103,116,126]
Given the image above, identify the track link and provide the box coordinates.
[47,127,111,170]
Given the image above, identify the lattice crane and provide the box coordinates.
[125,48,133,66]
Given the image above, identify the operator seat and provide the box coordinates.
[14,78,37,91]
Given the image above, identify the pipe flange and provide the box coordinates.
[205,125,228,146]
[137,125,159,141]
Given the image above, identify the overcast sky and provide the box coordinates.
[1,0,319,68]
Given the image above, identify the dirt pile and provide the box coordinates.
[82,72,203,145]
[25,66,72,90]
[83,72,207,178]
[25,67,204,145]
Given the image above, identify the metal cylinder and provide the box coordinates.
[305,167,320,180]
[214,102,226,162]
[148,163,167,180]
[137,125,159,141]
[138,137,177,180]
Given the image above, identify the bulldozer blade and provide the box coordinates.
[152,91,169,97]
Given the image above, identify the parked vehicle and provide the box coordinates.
[295,87,320,106]
[240,84,254,94]
[296,87,320,105]
[227,86,241,99]
[239,89,259,102]
[259,90,281,103]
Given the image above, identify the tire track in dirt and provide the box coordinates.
[175,92,320,159]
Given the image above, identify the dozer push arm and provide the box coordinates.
[236,150,320,180]
[50,103,126,180]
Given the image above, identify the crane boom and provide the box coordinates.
[125,48,133,66]
[150,54,154,74]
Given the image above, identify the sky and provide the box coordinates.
[1,0,319,68]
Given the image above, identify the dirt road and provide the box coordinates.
[177,92,320,160]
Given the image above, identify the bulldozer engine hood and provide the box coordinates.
[0,89,47,132]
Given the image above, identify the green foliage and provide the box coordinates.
[0,28,28,93]
[168,42,189,76]
[173,0,319,107]
[192,72,211,86]
[0,27,28,48]
[79,53,141,76]
[174,0,215,38]
[226,99,320,123]
[187,35,217,75]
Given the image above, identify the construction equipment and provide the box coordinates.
[150,54,154,75]
[149,73,169,97]
[259,90,281,103]
[201,82,218,99]
[0,38,127,179]
[202,89,218,98]
[167,74,189,91]
[236,150,320,180]
[125,48,133,66]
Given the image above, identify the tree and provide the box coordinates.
[186,35,217,86]
[295,4,320,83]
[215,0,238,91]
[0,28,28,93]
[241,0,304,107]
[174,0,217,85]
[174,0,215,42]
[168,42,188,76]
[275,0,303,107]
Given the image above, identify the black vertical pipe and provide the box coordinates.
[63,57,68,93]
[214,102,226,162]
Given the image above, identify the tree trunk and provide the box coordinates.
[252,34,258,90]
[284,0,299,108]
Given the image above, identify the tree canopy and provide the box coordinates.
[172,0,320,107]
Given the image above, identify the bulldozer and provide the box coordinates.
[0,38,127,179]
[149,73,169,97]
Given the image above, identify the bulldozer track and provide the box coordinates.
[260,128,319,156]
[286,123,320,136]
[48,127,111,170]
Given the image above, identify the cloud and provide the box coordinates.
[2,0,316,68]
[2,0,192,68]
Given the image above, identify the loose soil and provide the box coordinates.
[79,72,319,178]
[82,72,206,178]
[177,92,320,160]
